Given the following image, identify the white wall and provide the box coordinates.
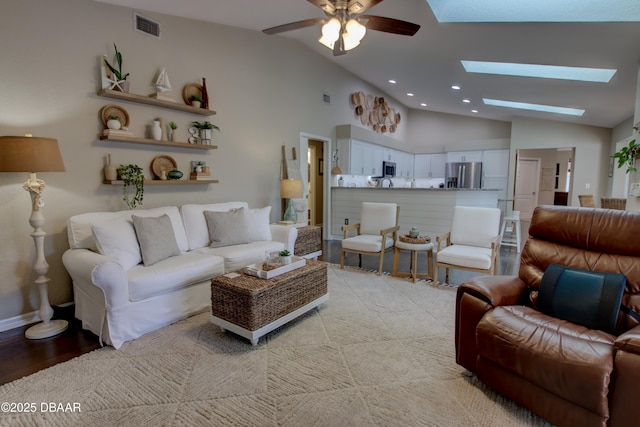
[407,109,512,153]
[508,118,612,207]
[0,0,411,321]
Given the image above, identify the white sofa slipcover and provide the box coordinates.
[62,203,297,349]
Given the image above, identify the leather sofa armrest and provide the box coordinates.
[615,325,640,354]
[459,275,527,307]
[455,275,527,371]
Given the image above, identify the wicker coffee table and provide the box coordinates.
[210,260,328,345]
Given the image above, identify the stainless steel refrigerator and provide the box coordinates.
[445,162,483,188]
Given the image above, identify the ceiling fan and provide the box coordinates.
[262,0,420,56]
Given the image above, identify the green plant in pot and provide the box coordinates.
[613,127,639,173]
[104,43,130,92]
[117,164,144,209]
[191,121,220,145]
[279,249,292,265]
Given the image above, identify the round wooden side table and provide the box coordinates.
[392,235,434,284]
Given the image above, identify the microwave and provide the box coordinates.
[382,161,396,177]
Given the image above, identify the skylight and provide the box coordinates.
[461,61,616,83]
[483,98,585,116]
[426,0,640,22]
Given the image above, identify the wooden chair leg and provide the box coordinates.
[411,250,418,283]
[340,250,345,269]
[358,254,362,268]
[378,250,385,276]
[427,249,434,281]
[392,247,400,277]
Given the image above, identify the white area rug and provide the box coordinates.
[0,265,551,426]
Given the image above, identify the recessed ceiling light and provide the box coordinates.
[451,85,461,90]
[407,93,414,96]
[461,60,616,83]
[463,99,471,103]
[483,98,585,116]
[471,109,478,113]
[426,0,640,22]
[420,103,427,107]
[388,79,397,84]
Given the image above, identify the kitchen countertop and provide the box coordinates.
[331,186,500,191]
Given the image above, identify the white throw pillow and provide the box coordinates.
[204,208,250,248]
[132,214,181,266]
[91,217,142,270]
[244,206,272,242]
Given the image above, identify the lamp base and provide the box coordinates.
[283,199,298,223]
[25,319,68,340]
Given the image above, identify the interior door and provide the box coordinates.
[514,158,540,221]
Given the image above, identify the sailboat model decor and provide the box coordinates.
[148,67,176,102]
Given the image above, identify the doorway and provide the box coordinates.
[307,140,324,227]
[514,157,540,221]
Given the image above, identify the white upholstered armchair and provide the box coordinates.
[341,202,400,276]
[435,206,502,284]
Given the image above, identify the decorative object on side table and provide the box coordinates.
[103,43,130,92]
[409,226,420,238]
[280,178,303,223]
[167,169,183,180]
[0,135,68,339]
[117,164,144,209]
[151,155,177,180]
[107,115,121,130]
[191,121,220,145]
[190,160,211,180]
[100,104,132,137]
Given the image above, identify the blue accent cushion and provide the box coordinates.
[539,264,626,334]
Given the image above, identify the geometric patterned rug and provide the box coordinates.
[0,265,552,426]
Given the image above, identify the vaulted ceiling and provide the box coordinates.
[95,0,640,128]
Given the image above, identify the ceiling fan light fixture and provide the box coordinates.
[342,34,360,51]
[318,35,335,49]
[321,18,341,43]
[345,18,366,42]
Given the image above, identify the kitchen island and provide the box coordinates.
[331,187,500,239]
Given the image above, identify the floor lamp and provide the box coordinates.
[0,135,68,339]
[280,179,303,223]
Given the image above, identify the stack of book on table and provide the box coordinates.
[102,129,133,137]
[190,171,211,180]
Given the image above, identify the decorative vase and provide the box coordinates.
[167,169,183,180]
[169,131,176,142]
[151,120,162,141]
[280,255,292,265]
[409,226,419,238]
[199,129,212,145]
[104,154,117,181]
[114,80,129,93]
[201,77,209,109]
[191,100,201,108]
[107,119,121,130]
[159,118,167,141]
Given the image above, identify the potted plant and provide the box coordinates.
[613,129,639,174]
[191,121,220,145]
[168,121,177,141]
[117,164,144,209]
[107,115,121,130]
[104,43,130,92]
[189,95,202,108]
[279,249,292,265]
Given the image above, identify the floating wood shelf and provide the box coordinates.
[97,89,216,116]
[99,134,217,150]
[104,179,219,185]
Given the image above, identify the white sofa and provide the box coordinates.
[62,202,297,349]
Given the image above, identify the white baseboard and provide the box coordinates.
[0,302,74,333]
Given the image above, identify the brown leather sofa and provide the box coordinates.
[455,206,640,427]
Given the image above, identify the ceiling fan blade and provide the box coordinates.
[262,18,325,35]
[360,15,420,36]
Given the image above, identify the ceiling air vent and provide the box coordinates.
[134,13,160,39]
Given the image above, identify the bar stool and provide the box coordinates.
[500,210,521,253]
[392,237,434,283]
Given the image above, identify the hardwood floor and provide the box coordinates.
[0,236,522,386]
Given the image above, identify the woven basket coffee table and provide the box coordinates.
[210,260,328,345]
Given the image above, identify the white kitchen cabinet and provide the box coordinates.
[414,153,446,178]
[383,148,396,163]
[337,138,383,176]
[396,151,414,177]
[446,151,483,163]
[482,149,510,178]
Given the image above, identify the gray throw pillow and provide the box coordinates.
[131,214,181,266]
[204,208,250,247]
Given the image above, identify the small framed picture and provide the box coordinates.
[191,160,206,172]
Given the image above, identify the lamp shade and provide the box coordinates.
[0,136,65,173]
[280,179,303,199]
